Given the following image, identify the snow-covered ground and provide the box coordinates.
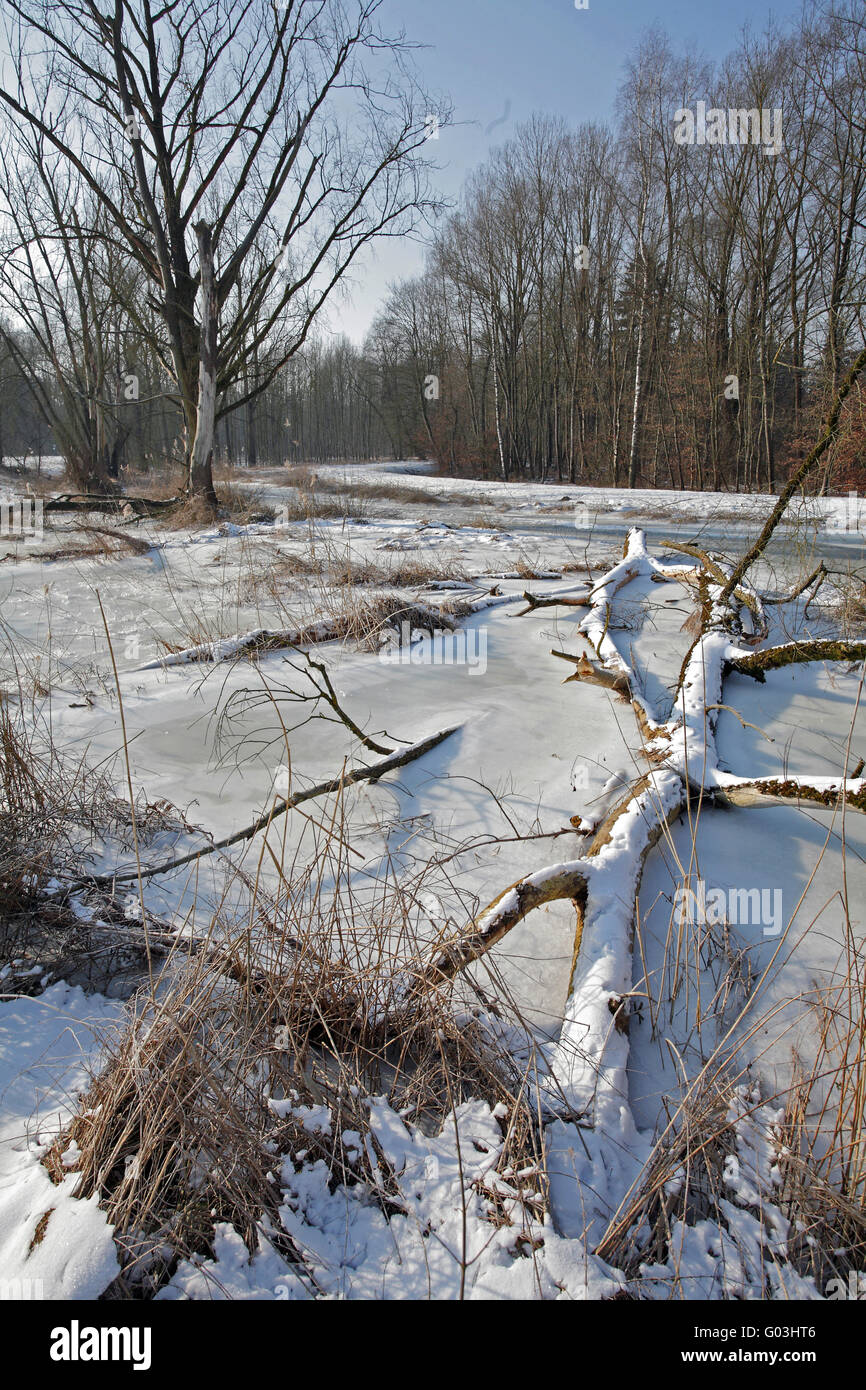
[0,984,124,1298]
[0,461,863,1299]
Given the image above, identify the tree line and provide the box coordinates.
[366,2,866,491]
[1,1,864,495]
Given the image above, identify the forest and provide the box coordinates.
[1,6,865,495]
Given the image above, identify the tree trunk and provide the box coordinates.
[188,221,218,507]
[491,319,507,482]
[627,248,648,490]
[246,397,258,468]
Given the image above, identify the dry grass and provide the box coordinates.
[285,470,504,515]
[617,679,866,1297]
[595,1071,741,1278]
[314,591,461,652]
[293,470,437,509]
[323,478,435,507]
[595,1022,866,1298]
[235,530,470,626]
[215,484,277,524]
[157,484,277,530]
[0,701,152,992]
[0,679,207,993]
[464,512,504,532]
[595,898,866,1294]
[0,699,52,923]
[330,553,467,589]
[827,574,866,638]
[153,590,459,664]
[278,492,362,523]
[775,927,866,1280]
[44,803,543,1296]
[19,721,866,1298]
[119,465,186,499]
[513,556,555,581]
[0,697,105,904]
[239,549,326,606]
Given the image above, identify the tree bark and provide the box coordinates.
[188,222,218,507]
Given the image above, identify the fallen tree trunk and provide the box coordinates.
[397,523,862,1128]
[138,621,346,669]
[43,494,181,516]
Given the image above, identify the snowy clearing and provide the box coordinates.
[1,462,864,1301]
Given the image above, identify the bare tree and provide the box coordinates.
[0,123,149,490]
[0,0,442,506]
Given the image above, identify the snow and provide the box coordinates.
[1,460,863,1300]
[0,983,124,1298]
[161,1095,627,1300]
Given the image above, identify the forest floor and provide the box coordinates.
[0,458,864,1300]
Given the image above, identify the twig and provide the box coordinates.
[87,724,461,886]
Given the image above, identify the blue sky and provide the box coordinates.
[331,0,809,342]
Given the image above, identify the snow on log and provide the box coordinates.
[138,621,343,669]
[550,769,685,1120]
[402,860,592,1002]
